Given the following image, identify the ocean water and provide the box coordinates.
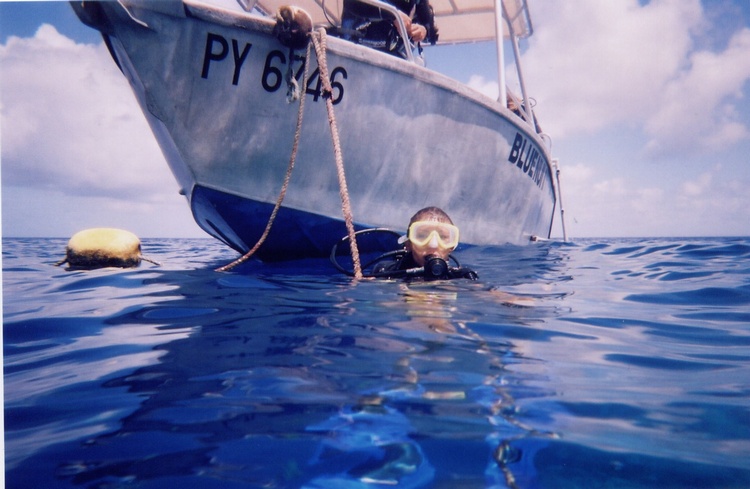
[4,236,750,488]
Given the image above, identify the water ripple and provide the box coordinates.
[4,236,750,487]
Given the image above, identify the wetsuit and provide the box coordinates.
[372,252,478,281]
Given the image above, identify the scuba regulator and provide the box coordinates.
[422,254,449,280]
[330,229,477,280]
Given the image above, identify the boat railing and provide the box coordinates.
[498,0,535,131]
[237,0,415,62]
[343,0,417,63]
[235,0,541,132]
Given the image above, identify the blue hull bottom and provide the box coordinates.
[191,186,398,261]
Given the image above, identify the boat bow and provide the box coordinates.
[71,0,559,259]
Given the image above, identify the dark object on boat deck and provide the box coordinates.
[274,6,313,49]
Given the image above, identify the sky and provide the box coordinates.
[2,0,750,239]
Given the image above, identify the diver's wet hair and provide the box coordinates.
[409,206,453,227]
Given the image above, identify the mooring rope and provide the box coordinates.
[216,26,363,278]
[310,27,363,279]
[215,40,314,273]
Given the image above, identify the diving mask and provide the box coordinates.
[407,221,460,249]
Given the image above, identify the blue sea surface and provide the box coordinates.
[4,236,750,488]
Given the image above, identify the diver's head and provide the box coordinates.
[405,207,459,267]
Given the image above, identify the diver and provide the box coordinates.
[339,0,439,59]
[331,206,478,281]
[375,206,478,280]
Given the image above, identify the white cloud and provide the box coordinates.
[592,177,628,198]
[1,24,177,201]
[644,27,750,155]
[466,74,498,100]
[673,168,750,236]
[0,24,204,237]
[513,0,750,237]
[521,0,750,156]
[555,159,750,238]
[522,0,702,138]
[681,171,712,197]
[4,7,749,239]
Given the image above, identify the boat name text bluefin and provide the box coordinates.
[508,132,546,190]
[201,32,348,104]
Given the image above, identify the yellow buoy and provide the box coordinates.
[56,228,152,270]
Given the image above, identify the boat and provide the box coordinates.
[72,0,560,261]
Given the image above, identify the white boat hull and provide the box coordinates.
[74,0,556,259]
